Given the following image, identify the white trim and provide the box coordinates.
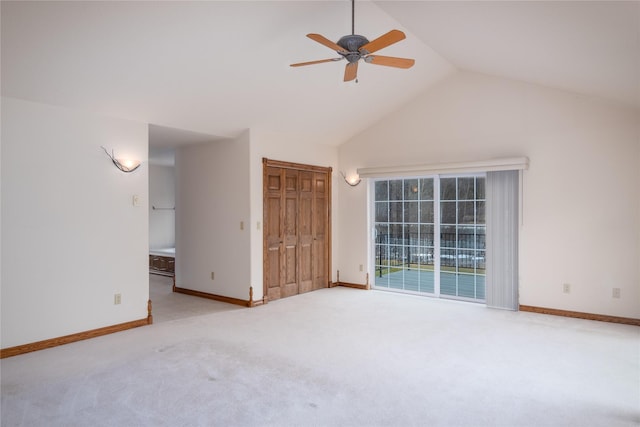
[358,157,529,179]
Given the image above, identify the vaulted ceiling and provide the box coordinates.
[2,1,638,148]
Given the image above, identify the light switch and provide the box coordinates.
[132,195,140,207]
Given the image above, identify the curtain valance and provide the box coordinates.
[357,157,529,178]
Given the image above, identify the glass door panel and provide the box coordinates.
[438,176,486,301]
[374,178,435,294]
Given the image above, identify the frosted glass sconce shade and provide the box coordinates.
[340,171,361,187]
[101,146,141,173]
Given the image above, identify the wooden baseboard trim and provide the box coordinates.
[248,286,268,307]
[334,271,369,290]
[0,314,152,359]
[248,298,267,307]
[172,278,266,308]
[519,305,640,326]
[174,286,251,307]
[336,281,369,290]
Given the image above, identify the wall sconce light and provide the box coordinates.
[101,146,141,173]
[340,171,361,187]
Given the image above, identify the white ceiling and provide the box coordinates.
[377,1,640,108]
[2,1,638,149]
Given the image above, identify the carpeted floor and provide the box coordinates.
[1,285,638,426]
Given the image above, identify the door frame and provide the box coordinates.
[262,158,332,300]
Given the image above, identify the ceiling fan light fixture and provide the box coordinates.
[337,34,369,52]
[337,34,369,63]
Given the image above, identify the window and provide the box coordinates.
[373,175,486,302]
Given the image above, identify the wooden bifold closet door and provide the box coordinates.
[263,158,331,302]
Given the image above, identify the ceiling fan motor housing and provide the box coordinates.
[337,34,369,62]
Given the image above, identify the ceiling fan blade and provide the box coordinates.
[359,29,406,54]
[290,58,343,67]
[367,55,415,69]
[307,33,347,53]
[344,62,358,82]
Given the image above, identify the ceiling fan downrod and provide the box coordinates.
[337,1,369,64]
[352,0,355,35]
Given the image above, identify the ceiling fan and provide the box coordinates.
[290,0,415,82]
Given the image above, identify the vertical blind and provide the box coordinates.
[485,170,520,310]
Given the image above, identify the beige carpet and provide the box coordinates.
[2,286,638,426]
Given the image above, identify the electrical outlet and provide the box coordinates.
[612,288,621,298]
[211,272,215,280]
[359,264,363,272]
[240,221,244,230]
[563,283,571,294]
[114,293,122,305]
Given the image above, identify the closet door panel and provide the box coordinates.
[299,171,314,294]
[312,173,329,290]
[264,167,283,301]
[282,170,299,298]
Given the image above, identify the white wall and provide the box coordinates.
[1,97,149,348]
[337,71,640,319]
[248,130,339,301]
[175,131,251,300]
[149,164,175,249]
[178,128,341,302]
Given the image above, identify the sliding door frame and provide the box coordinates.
[368,173,486,302]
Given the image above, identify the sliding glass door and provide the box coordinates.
[373,175,486,302]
